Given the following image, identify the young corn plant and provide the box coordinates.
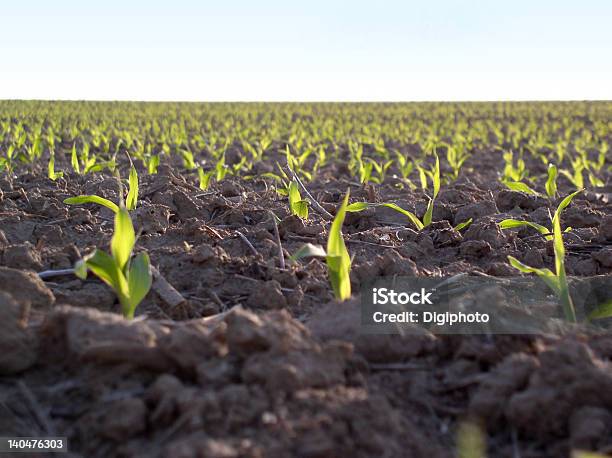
[394,150,415,183]
[505,190,582,322]
[345,201,472,232]
[445,143,470,181]
[47,151,63,181]
[64,165,139,213]
[287,180,309,219]
[74,207,152,319]
[291,190,352,301]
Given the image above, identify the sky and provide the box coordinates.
[1,0,611,101]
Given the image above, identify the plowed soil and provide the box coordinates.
[1,135,612,457]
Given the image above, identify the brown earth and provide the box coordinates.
[1,148,611,457]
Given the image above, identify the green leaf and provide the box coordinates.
[198,167,214,190]
[147,154,160,174]
[507,256,560,295]
[290,243,327,261]
[126,165,139,210]
[326,190,352,301]
[551,190,580,322]
[71,143,80,174]
[423,198,434,227]
[47,154,63,181]
[588,299,612,321]
[64,195,119,213]
[432,152,440,198]
[111,207,135,272]
[288,180,309,219]
[499,219,550,238]
[554,189,582,221]
[502,180,540,196]
[125,252,152,319]
[379,203,424,230]
[345,202,370,212]
[74,259,88,279]
[545,164,557,199]
[81,249,129,300]
[417,165,428,191]
[454,218,473,232]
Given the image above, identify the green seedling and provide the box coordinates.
[369,158,393,184]
[75,207,152,319]
[197,167,215,190]
[288,180,309,219]
[506,190,582,322]
[445,143,470,181]
[71,143,80,174]
[180,148,197,170]
[394,150,414,182]
[146,154,160,175]
[346,201,425,230]
[47,152,63,181]
[64,165,139,213]
[291,190,352,301]
[502,150,527,182]
[346,201,471,232]
[501,179,539,196]
[560,158,585,190]
[545,163,557,199]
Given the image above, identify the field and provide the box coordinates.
[1,101,611,457]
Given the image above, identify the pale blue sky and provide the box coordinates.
[1,0,611,100]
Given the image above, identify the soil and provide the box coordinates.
[1,137,611,457]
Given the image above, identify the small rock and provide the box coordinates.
[460,240,492,257]
[593,248,612,268]
[523,248,544,268]
[173,190,201,220]
[220,180,241,197]
[469,353,538,427]
[464,219,508,248]
[1,242,43,270]
[247,280,287,309]
[278,215,305,236]
[572,258,599,276]
[192,244,227,264]
[0,292,37,374]
[380,250,418,276]
[97,398,147,441]
[496,190,546,211]
[133,203,171,234]
[0,266,55,309]
[454,200,499,225]
[564,207,603,228]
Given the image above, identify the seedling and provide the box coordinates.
[544,164,557,199]
[288,180,309,219]
[445,143,470,181]
[47,151,63,181]
[74,207,152,319]
[506,190,582,322]
[346,201,471,232]
[394,150,414,183]
[64,165,139,213]
[291,190,352,301]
